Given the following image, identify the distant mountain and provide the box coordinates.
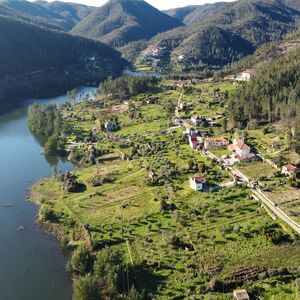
[0,0,74,30]
[35,0,95,28]
[144,0,300,71]
[71,0,183,48]
[183,2,230,24]
[164,2,229,24]
[283,0,300,12]
[0,15,126,101]
[163,5,199,23]
[226,31,300,75]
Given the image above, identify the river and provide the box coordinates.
[0,87,95,300]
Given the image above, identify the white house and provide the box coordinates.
[282,163,297,177]
[189,176,206,191]
[104,121,119,132]
[188,135,203,150]
[233,289,250,300]
[241,70,255,81]
[185,125,196,135]
[228,139,251,156]
[191,115,205,126]
[178,54,185,61]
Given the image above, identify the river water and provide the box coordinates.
[0,87,94,300]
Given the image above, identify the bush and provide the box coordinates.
[73,275,102,300]
[71,244,94,275]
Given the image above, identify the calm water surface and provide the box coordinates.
[0,87,94,300]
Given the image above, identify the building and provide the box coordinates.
[149,170,158,181]
[104,121,119,132]
[204,137,229,149]
[233,289,250,300]
[185,125,196,136]
[178,54,185,61]
[189,176,206,191]
[188,135,203,150]
[228,139,251,156]
[282,163,297,177]
[236,153,258,163]
[191,115,205,126]
[241,70,255,81]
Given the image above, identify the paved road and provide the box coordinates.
[252,188,300,234]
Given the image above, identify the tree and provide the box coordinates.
[71,244,94,275]
[73,275,102,300]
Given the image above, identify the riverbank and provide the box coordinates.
[29,77,300,299]
[0,91,78,300]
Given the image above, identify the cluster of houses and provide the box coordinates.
[186,123,260,190]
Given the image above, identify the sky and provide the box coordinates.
[38,0,234,10]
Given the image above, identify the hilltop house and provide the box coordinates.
[204,137,229,150]
[228,139,251,156]
[282,163,297,177]
[233,289,250,300]
[241,70,255,81]
[189,176,206,191]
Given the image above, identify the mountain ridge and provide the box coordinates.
[71,0,183,48]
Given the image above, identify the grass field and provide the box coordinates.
[30,79,300,299]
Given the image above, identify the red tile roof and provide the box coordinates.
[191,177,206,184]
[284,163,297,172]
[235,139,250,150]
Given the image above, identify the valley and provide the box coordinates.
[0,0,300,299]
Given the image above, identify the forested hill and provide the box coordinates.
[224,31,300,75]
[0,16,127,101]
[144,0,300,71]
[163,5,199,23]
[35,0,95,29]
[229,45,300,128]
[284,0,300,12]
[70,0,183,48]
[164,2,229,25]
[0,0,75,30]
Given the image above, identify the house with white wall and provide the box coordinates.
[189,176,206,191]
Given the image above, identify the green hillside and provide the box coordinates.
[0,0,74,30]
[229,45,300,127]
[71,0,183,48]
[35,0,95,29]
[163,5,199,23]
[143,0,300,71]
[0,16,127,101]
[183,2,229,24]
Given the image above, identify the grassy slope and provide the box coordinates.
[30,80,300,299]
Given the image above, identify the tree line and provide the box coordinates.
[28,104,70,155]
[229,48,300,128]
[99,76,161,99]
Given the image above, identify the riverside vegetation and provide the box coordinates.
[29,72,300,299]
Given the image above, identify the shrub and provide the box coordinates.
[71,244,94,275]
[73,275,102,300]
